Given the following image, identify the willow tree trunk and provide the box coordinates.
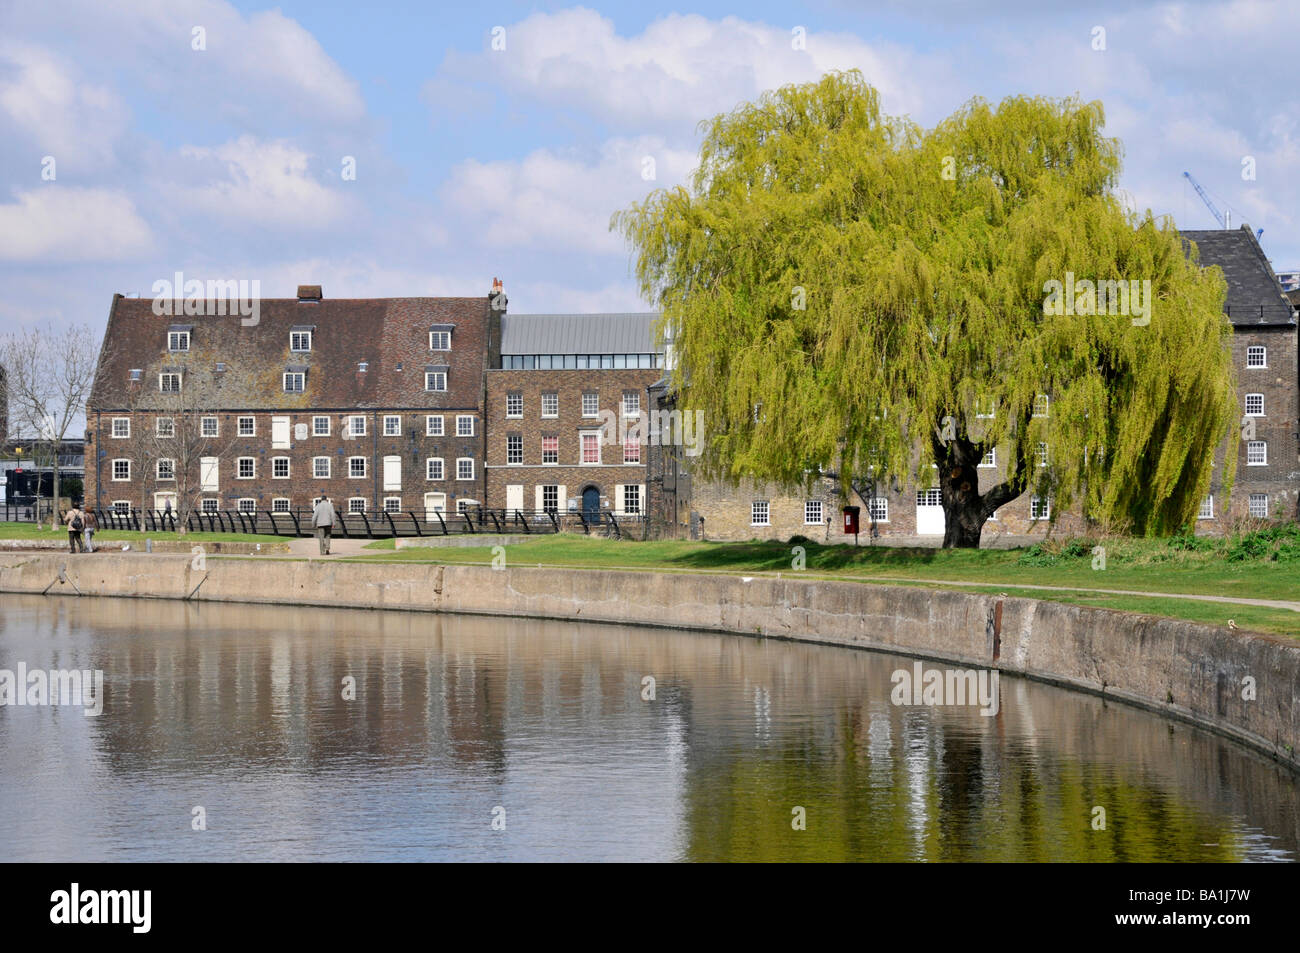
[933,433,1027,549]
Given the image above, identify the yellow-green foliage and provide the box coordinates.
[614,71,1237,535]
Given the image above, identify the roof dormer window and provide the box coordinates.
[284,369,306,392]
[291,329,312,352]
[128,368,143,381]
[430,324,453,350]
[168,330,190,351]
[159,372,182,393]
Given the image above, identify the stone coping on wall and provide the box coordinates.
[0,552,1295,770]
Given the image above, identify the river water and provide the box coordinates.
[0,594,1295,861]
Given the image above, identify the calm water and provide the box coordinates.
[0,595,1296,862]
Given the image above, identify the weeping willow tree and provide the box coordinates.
[613,71,1237,547]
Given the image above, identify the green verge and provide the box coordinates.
[0,521,286,545]
[344,533,1300,638]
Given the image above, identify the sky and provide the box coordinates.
[1,0,1297,333]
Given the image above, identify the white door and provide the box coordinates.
[383,455,401,491]
[271,416,291,449]
[200,457,219,492]
[154,492,177,513]
[916,489,945,535]
[505,484,524,512]
[424,493,446,519]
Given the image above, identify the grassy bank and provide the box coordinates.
[351,531,1300,637]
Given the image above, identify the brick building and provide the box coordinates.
[1184,227,1299,526]
[85,284,502,518]
[484,314,662,519]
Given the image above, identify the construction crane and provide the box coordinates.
[1183,171,1264,240]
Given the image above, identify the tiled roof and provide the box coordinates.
[89,295,493,411]
[1181,226,1296,326]
[501,313,661,354]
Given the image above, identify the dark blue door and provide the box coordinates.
[582,487,600,521]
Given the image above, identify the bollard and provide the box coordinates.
[146,539,152,554]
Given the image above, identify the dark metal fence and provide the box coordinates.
[75,507,648,540]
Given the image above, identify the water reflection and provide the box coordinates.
[0,595,1295,862]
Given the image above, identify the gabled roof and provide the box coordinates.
[89,294,492,411]
[1181,226,1295,327]
[501,313,661,354]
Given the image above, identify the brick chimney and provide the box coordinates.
[487,276,506,369]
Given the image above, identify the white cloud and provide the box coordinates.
[0,44,129,170]
[167,136,353,230]
[0,187,152,262]
[444,136,698,254]
[440,9,944,128]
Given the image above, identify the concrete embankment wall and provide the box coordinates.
[1,552,1296,769]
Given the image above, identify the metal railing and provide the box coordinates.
[72,507,647,540]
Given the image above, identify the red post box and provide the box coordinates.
[842,505,860,536]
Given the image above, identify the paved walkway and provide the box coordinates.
[283,537,372,558]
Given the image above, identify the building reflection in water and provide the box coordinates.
[0,595,1295,862]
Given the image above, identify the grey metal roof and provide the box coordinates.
[501,313,661,354]
[1182,227,1296,326]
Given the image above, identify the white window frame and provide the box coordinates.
[348,498,367,514]
[622,439,641,464]
[1032,393,1050,417]
[159,372,181,393]
[979,448,996,468]
[425,371,447,392]
[383,496,402,513]
[456,458,475,481]
[1246,345,1267,368]
[290,330,312,352]
[111,418,130,438]
[383,415,401,436]
[348,415,367,437]
[751,500,770,526]
[804,500,823,525]
[506,392,523,418]
[868,498,889,523]
[111,500,131,514]
[580,431,601,465]
[272,497,291,513]
[1246,441,1267,466]
[283,371,305,393]
[237,457,256,480]
[1248,493,1268,518]
[1198,495,1214,520]
[1030,496,1051,521]
[111,459,131,482]
[272,457,290,480]
[200,498,220,514]
[237,498,257,514]
[312,456,331,479]
[349,456,367,479]
[1036,442,1049,467]
[624,484,642,515]
[429,330,451,351]
[1244,393,1264,417]
[426,458,444,481]
[201,416,219,437]
[581,392,600,418]
[155,458,175,481]
[156,417,175,438]
[456,415,475,437]
[542,435,558,465]
[426,415,444,436]
[541,392,559,418]
[313,415,330,436]
[238,416,256,436]
[168,330,190,352]
[506,434,523,465]
[622,391,641,417]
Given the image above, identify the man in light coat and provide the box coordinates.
[312,495,336,555]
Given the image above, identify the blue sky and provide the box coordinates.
[1,0,1296,332]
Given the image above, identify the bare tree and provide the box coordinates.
[0,323,100,527]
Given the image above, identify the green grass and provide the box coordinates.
[0,521,286,545]
[339,532,1300,638]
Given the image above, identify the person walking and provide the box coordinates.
[64,503,85,553]
[312,495,336,555]
[83,507,97,553]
